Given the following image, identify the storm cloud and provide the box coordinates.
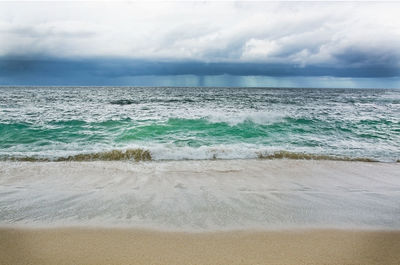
[0,1,400,86]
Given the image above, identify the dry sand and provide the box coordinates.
[1,228,400,265]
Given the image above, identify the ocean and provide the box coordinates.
[1,86,399,162]
[1,86,400,229]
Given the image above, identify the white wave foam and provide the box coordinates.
[1,160,399,230]
[124,143,280,160]
[206,111,286,125]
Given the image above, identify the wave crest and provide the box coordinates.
[257,151,378,162]
[3,149,152,162]
[206,111,285,126]
[1,149,390,163]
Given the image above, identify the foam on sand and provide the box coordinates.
[0,159,399,230]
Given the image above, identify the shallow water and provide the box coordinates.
[0,160,399,230]
[0,86,399,161]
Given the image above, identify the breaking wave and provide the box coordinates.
[0,149,387,162]
[2,149,152,162]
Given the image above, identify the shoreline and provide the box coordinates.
[2,150,397,163]
[1,159,399,230]
[1,227,400,265]
[1,160,399,264]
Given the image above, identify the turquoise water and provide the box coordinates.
[0,86,399,161]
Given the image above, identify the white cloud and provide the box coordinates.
[242,39,280,60]
[0,1,399,68]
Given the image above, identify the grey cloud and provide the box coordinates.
[1,23,97,38]
[2,57,399,78]
[333,46,400,67]
[0,2,399,76]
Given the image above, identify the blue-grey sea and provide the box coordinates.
[1,86,399,162]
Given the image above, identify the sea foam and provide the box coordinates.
[0,160,399,230]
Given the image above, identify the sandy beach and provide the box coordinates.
[1,160,399,229]
[1,160,399,264]
[1,228,400,265]
[2,1,400,264]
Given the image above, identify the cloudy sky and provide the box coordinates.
[1,1,400,87]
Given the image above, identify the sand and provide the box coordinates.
[1,228,400,265]
[1,160,400,229]
[1,160,399,264]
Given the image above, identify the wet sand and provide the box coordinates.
[1,228,400,265]
[1,160,399,229]
[1,160,399,264]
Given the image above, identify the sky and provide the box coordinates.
[1,1,400,88]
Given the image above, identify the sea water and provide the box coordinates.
[0,160,399,230]
[0,86,399,162]
[0,86,400,229]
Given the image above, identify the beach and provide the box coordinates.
[1,0,400,263]
[1,159,400,264]
[1,160,399,229]
[1,86,399,264]
[1,228,400,265]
